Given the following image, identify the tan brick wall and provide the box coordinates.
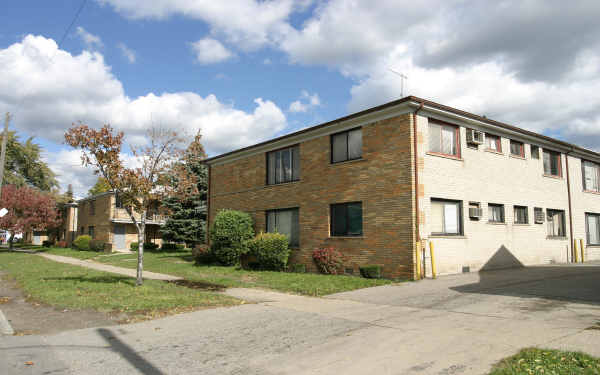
[418,114,573,275]
[209,114,416,279]
[77,194,113,244]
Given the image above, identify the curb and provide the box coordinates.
[0,309,14,335]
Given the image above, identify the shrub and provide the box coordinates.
[247,232,290,271]
[160,243,185,251]
[42,240,54,248]
[312,247,344,275]
[90,239,106,252]
[130,242,159,251]
[210,209,254,266]
[359,265,382,279]
[192,244,216,264]
[56,241,67,248]
[73,235,92,251]
[291,264,306,273]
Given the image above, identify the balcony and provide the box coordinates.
[111,208,168,225]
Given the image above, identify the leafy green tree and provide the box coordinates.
[1,131,57,191]
[161,132,207,247]
[88,177,111,196]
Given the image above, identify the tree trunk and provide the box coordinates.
[136,211,146,286]
[8,231,13,250]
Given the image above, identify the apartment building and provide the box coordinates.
[77,192,167,251]
[25,202,77,246]
[205,96,600,279]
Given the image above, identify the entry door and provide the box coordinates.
[113,224,126,250]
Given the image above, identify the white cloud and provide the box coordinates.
[288,90,320,113]
[98,0,297,50]
[44,149,97,198]
[117,42,136,63]
[190,37,234,64]
[1,35,288,192]
[75,26,103,50]
[263,57,272,65]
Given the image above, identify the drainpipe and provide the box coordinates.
[565,148,575,262]
[413,102,424,279]
[206,164,211,247]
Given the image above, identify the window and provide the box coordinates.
[531,145,540,159]
[267,145,300,184]
[468,202,481,220]
[428,122,459,157]
[331,128,362,163]
[266,208,299,247]
[90,200,95,216]
[431,199,462,235]
[485,134,502,152]
[115,194,123,208]
[586,213,600,245]
[582,161,600,192]
[330,202,363,236]
[534,207,545,224]
[488,203,505,223]
[88,226,95,239]
[80,226,84,235]
[547,209,565,237]
[543,150,562,177]
[510,140,524,157]
[514,206,528,224]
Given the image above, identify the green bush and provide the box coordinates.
[90,239,106,252]
[210,210,254,266]
[73,235,92,251]
[247,232,290,271]
[359,265,382,279]
[192,244,217,264]
[130,242,159,251]
[291,264,306,273]
[160,243,185,251]
[42,240,54,248]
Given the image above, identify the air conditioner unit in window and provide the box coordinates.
[466,129,484,144]
[469,207,483,218]
[534,209,545,224]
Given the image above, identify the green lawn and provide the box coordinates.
[43,247,396,296]
[490,348,600,375]
[0,251,239,321]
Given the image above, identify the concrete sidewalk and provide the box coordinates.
[37,253,182,281]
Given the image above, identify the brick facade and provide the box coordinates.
[209,114,417,279]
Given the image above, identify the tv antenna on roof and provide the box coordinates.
[388,68,408,97]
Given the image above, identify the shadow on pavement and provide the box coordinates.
[451,246,600,305]
[97,328,164,375]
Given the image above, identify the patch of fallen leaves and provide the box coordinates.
[0,296,10,304]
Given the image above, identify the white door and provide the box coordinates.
[113,224,126,250]
[33,231,42,245]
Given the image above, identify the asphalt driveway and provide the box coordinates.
[2,263,599,374]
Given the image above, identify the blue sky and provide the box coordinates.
[1,1,600,196]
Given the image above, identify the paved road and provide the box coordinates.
[1,263,599,374]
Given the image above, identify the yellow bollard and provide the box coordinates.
[580,238,585,263]
[430,241,437,279]
[573,240,579,263]
[415,241,421,280]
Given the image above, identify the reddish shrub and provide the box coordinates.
[57,241,67,248]
[312,247,344,275]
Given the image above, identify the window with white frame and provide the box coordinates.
[583,161,600,192]
[586,213,600,245]
[431,199,462,235]
[428,122,459,157]
[547,209,566,237]
[485,134,502,152]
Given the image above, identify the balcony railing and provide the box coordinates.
[112,208,168,224]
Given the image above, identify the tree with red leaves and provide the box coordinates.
[65,124,199,285]
[0,184,61,249]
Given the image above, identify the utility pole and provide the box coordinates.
[0,112,10,194]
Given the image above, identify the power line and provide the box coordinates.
[58,0,89,47]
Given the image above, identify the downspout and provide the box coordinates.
[413,102,424,279]
[565,148,574,262]
[206,164,211,246]
[413,102,424,243]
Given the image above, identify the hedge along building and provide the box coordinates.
[76,191,167,251]
[205,96,600,279]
